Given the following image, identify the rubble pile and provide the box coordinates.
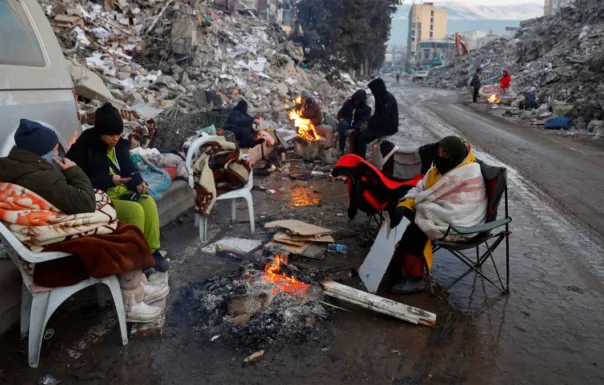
[426,0,604,134]
[175,264,329,351]
[43,0,362,141]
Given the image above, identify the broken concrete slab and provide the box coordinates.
[67,59,113,102]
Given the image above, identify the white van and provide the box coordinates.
[0,0,81,156]
[0,0,81,334]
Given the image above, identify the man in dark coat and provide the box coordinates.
[223,100,265,148]
[0,119,96,214]
[354,78,399,158]
[336,90,372,154]
[470,68,483,103]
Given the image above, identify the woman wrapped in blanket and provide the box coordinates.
[0,120,167,322]
[67,102,169,273]
[388,136,488,294]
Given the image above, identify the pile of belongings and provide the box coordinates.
[264,220,334,256]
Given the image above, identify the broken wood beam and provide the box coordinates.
[321,281,436,327]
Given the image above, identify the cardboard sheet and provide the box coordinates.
[358,218,410,293]
[264,220,332,237]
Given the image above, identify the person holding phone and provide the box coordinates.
[0,119,166,322]
[67,103,169,272]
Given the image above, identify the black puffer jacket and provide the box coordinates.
[368,78,399,137]
[224,103,254,133]
[337,90,372,128]
[66,129,144,192]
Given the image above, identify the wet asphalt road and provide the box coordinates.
[390,80,604,384]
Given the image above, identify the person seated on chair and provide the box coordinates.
[300,91,334,148]
[387,136,487,295]
[66,102,170,273]
[336,89,372,156]
[354,78,398,158]
[224,100,266,149]
[0,119,166,322]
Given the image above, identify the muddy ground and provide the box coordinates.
[1,79,604,385]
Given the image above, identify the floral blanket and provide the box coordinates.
[0,183,118,252]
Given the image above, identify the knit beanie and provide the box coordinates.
[14,119,59,156]
[94,102,124,135]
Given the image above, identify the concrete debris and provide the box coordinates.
[44,0,364,144]
[426,0,604,131]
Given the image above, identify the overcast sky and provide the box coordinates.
[426,0,543,5]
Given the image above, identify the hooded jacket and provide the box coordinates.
[367,78,399,137]
[470,71,482,88]
[337,90,372,128]
[66,129,144,192]
[224,102,255,133]
[0,147,96,214]
[500,70,511,89]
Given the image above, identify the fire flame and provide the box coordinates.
[488,94,501,104]
[288,97,321,141]
[264,254,309,296]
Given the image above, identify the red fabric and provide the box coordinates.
[163,167,178,181]
[402,251,424,277]
[335,154,423,190]
[500,71,511,89]
[486,177,498,221]
[34,223,154,288]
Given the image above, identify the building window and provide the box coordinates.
[430,32,433,38]
[431,18,434,23]
[431,10,434,16]
[430,25,433,31]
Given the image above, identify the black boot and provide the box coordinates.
[152,251,170,272]
[391,276,426,295]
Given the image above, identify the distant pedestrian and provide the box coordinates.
[500,69,511,95]
[470,68,483,103]
[396,72,401,84]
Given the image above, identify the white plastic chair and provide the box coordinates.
[185,134,255,244]
[0,223,127,368]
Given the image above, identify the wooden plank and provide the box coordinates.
[322,281,436,327]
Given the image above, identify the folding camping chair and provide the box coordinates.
[431,160,512,294]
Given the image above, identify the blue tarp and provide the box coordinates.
[544,116,573,130]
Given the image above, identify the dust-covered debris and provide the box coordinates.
[42,0,367,145]
[173,263,329,351]
[425,0,604,136]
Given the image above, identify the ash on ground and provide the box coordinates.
[172,264,329,351]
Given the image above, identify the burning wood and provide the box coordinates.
[264,254,310,296]
[288,96,322,141]
[488,94,501,104]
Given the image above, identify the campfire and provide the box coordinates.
[488,94,501,104]
[264,254,309,296]
[288,96,321,141]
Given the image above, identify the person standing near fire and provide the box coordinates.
[353,78,399,158]
[470,67,483,103]
[499,69,511,95]
[300,91,334,148]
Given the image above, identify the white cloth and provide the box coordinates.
[403,161,487,241]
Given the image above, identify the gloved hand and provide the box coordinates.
[389,205,414,228]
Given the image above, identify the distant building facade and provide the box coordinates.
[407,2,447,58]
[544,0,576,16]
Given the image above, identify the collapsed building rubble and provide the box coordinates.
[43,0,364,145]
[425,0,604,136]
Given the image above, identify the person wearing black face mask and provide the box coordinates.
[386,136,487,295]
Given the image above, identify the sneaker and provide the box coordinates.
[390,276,426,295]
[126,301,162,323]
[152,251,170,272]
[143,281,170,304]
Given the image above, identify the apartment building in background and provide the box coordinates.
[407,2,447,58]
[544,0,576,16]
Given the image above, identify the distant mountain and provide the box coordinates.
[389,2,544,46]
[393,2,544,21]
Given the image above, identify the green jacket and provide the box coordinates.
[0,147,96,214]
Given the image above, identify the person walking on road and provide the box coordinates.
[470,67,483,103]
[354,78,399,158]
[396,72,401,84]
